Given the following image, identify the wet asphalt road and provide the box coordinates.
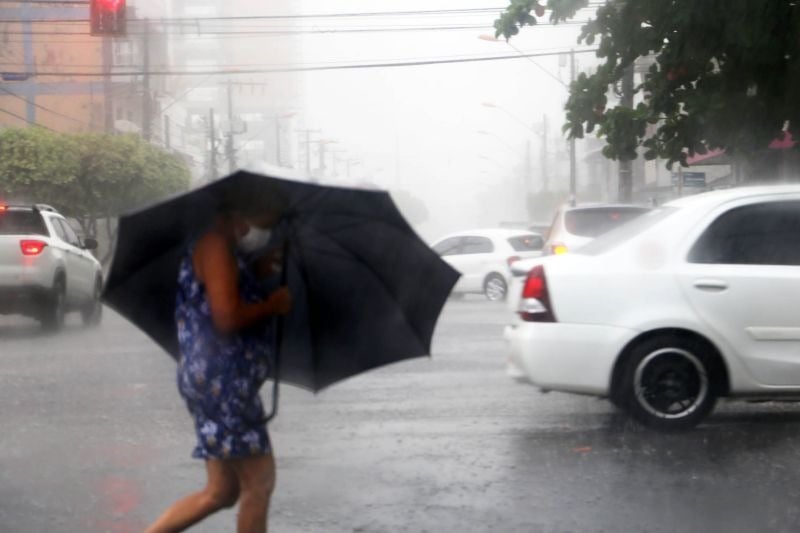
[2,299,800,532]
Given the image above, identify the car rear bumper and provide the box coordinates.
[504,322,639,396]
[0,285,50,315]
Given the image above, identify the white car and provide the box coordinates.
[432,229,544,301]
[544,202,651,255]
[505,185,800,430]
[0,204,103,330]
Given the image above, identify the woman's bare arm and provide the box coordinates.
[194,232,291,334]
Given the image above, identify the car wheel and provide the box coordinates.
[41,278,66,332]
[484,274,507,301]
[618,335,718,430]
[81,278,103,327]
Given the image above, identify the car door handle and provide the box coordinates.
[693,279,728,291]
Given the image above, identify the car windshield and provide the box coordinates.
[564,207,651,237]
[577,207,680,255]
[0,210,48,236]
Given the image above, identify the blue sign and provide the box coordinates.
[1,72,29,81]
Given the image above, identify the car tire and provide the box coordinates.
[41,277,66,332]
[617,335,719,431]
[81,278,103,327]
[484,274,507,301]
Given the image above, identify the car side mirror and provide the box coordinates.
[83,238,99,250]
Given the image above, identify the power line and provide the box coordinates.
[0,107,57,131]
[0,86,89,125]
[0,2,607,23]
[505,41,569,87]
[0,22,591,37]
[0,43,596,70]
[6,48,600,78]
[161,74,213,113]
[0,7,511,24]
[0,0,87,3]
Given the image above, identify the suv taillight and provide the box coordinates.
[20,239,47,256]
[518,265,556,322]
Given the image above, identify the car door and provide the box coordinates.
[676,199,800,386]
[433,237,469,291]
[54,218,93,304]
[456,236,496,292]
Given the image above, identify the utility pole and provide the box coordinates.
[524,140,532,200]
[303,130,313,175]
[296,129,320,177]
[164,115,171,150]
[569,49,577,198]
[102,36,113,133]
[141,18,151,141]
[275,116,282,167]
[225,80,236,173]
[541,114,548,191]
[618,64,635,202]
[208,108,218,181]
[319,141,327,177]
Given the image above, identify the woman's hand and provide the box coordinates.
[195,231,289,334]
[265,287,292,315]
[253,249,283,280]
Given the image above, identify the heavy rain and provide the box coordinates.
[1,1,800,531]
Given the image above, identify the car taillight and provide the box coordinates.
[507,255,521,267]
[518,265,556,322]
[0,205,7,212]
[551,243,568,255]
[20,239,47,256]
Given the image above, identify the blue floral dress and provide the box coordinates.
[175,242,273,460]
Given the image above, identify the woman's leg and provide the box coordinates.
[145,459,240,533]
[230,453,276,533]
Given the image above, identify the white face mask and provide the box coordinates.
[237,225,272,253]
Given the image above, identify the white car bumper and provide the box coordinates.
[504,322,639,396]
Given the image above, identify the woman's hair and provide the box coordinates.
[217,178,289,218]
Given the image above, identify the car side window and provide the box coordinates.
[56,219,81,248]
[461,236,494,254]
[50,217,69,243]
[689,201,800,266]
[433,237,462,256]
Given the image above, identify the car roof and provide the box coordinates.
[1,203,59,213]
[435,228,543,241]
[562,203,651,212]
[665,184,800,209]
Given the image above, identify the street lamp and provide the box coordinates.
[477,34,568,88]
[478,154,504,168]
[482,101,541,136]
[476,129,516,153]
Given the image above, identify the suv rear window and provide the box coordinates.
[508,234,544,252]
[0,210,48,236]
[564,207,651,238]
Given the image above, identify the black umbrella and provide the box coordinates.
[102,170,460,409]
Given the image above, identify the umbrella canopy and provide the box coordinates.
[102,170,460,392]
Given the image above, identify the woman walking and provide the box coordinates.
[146,192,291,533]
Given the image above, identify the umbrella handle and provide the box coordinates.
[264,238,289,423]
